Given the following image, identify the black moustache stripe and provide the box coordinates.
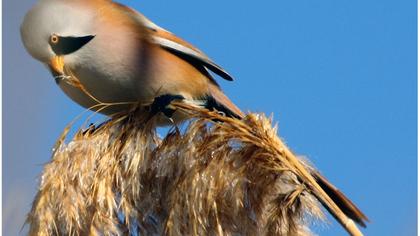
[50,35,95,55]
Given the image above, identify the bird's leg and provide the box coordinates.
[149,94,185,118]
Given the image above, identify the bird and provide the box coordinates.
[20,0,244,125]
[21,0,368,234]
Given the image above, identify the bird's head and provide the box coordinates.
[20,0,96,77]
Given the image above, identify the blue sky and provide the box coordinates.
[4,0,417,235]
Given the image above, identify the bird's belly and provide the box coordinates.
[57,65,153,116]
[56,69,186,117]
[57,78,136,116]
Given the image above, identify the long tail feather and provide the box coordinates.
[312,171,369,227]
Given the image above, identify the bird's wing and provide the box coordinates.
[122,6,234,82]
[149,32,234,82]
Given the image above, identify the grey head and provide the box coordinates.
[21,0,97,73]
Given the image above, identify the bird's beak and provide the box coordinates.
[49,56,65,75]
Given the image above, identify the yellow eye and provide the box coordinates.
[50,34,59,44]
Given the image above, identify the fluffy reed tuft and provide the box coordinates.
[26,103,362,236]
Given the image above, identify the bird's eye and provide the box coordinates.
[50,34,59,44]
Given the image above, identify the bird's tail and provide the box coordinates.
[312,171,369,228]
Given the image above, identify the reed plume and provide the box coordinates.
[26,102,367,236]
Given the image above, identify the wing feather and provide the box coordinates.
[114,3,234,82]
[150,35,234,81]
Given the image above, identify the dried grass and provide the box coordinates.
[26,102,364,236]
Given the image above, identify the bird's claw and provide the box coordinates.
[150,94,184,118]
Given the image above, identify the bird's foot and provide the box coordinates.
[149,94,185,117]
